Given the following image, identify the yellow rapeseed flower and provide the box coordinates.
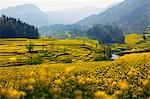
[47,71,51,77]
[105,95,118,99]
[0,88,6,94]
[27,85,34,90]
[142,79,150,86]
[7,89,20,99]
[78,77,85,84]
[113,90,122,96]
[94,91,107,99]
[52,87,61,94]
[65,66,76,73]
[29,71,35,76]
[75,95,83,99]
[19,91,26,96]
[9,57,17,62]
[54,79,62,85]
[118,81,129,90]
[127,68,138,76]
[74,90,83,96]
[28,78,36,84]
[74,90,83,99]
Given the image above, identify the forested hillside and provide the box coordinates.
[78,0,150,33]
[0,15,39,38]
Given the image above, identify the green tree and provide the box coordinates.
[26,42,34,53]
[0,15,39,38]
[142,34,146,41]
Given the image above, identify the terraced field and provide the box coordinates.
[0,38,109,67]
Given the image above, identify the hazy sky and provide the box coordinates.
[0,0,124,12]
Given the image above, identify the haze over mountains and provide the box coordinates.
[0,4,65,27]
[78,0,150,33]
[0,0,149,34]
[46,6,101,24]
[39,0,150,35]
[39,0,150,34]
[0,4,102,27]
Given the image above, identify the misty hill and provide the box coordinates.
[78,0,150,33]
[39,3,123,34]
[46,6,102,24]
[0,4,65,27]
[0,4,103,26]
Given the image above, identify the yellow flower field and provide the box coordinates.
[0,52,150,98]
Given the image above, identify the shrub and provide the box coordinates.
[94,53,105,61]
[65,56,72,63]
[26,42,34,53]
[25,57,43,65]
[63,47,67,53]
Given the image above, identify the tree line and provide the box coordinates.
[85,24,125,44]
[40,23,125,44]
[0,15,39,38]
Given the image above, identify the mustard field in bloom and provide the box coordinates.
[125,34,143,44]
[112,34,150,53]
[0,38,109,67]
[0,38,150,99]
[0,52,150,99]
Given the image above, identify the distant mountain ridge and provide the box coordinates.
[78,0,150,33]
[46,5,102,24]
[0,4,65,27]
[0,4,103,27]
[39,0,149,44]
